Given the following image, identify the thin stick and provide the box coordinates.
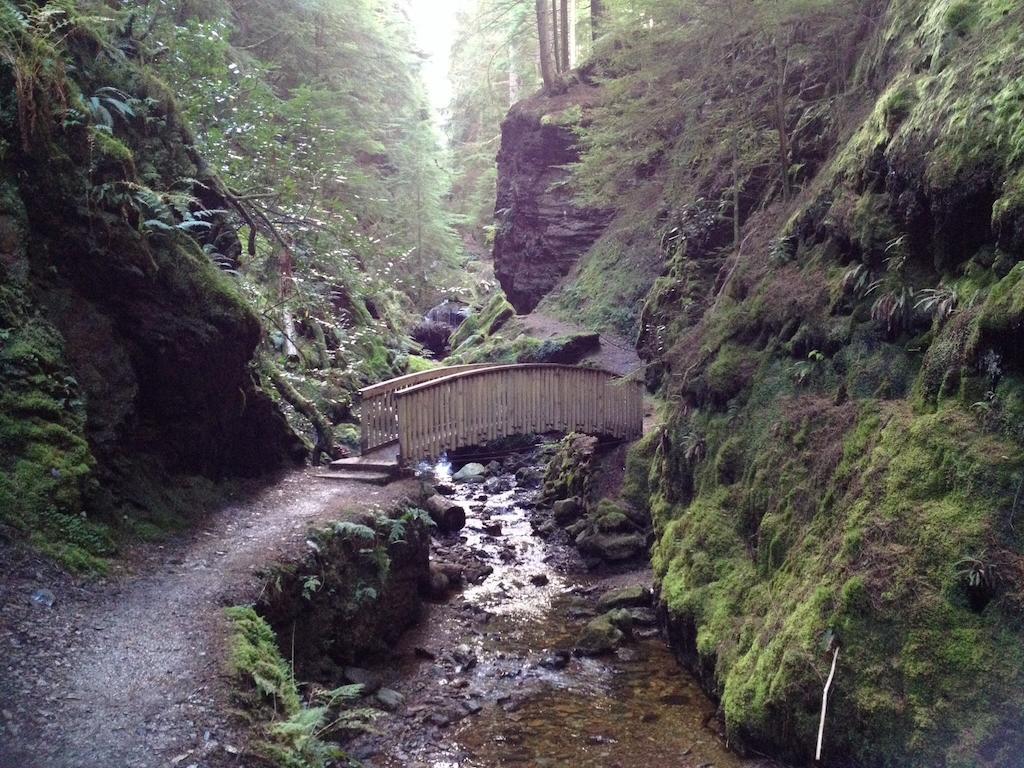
[816,646,840,761]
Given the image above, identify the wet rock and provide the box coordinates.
[466,563,494,584]
[413,646,436,661]
[596,585,652,612]
[534,520,558,538]
[514,466,543,488]
[615,646,642,662]
[529,573,549,586]
[344,667,382,693]
[593,508,636,533]
[433,561,465,585]
[425,564,452,599]
[453,463,488,483]
[574,609,633,656]
[540,650,571,670]
[452,644,477,670]
[434,483,456,496]
[565,519,588,538]
[29,588,55,608]
[482,520,503,536]
[428,711,452,728]
[375,688,405,712]
[628,607,659,627]
[424,495,466,533]
[483,476,513,494]
[575,531,646,563]
[486,460,503,474]
[552,496,583,525]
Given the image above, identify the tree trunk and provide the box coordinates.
[279,247,299,358]
[590,0,605,41]
[263,361,335,465]
[559,0,572,71]
[311,320,331,369]
[551,0,562,74]
[535,0,558,91]
[508,42,520,105]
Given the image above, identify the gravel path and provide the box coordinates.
[0,470,418,768]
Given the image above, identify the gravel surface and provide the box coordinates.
[0,469,418,768]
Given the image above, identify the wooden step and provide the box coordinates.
[328,456,399,473]
[313,470,396,485]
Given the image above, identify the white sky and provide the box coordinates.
[407,0,463,126]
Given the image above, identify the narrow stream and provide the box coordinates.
[353,451,753,768]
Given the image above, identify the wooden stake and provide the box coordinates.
[816,646,839,761]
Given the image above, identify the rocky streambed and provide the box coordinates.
[344,447,767,768]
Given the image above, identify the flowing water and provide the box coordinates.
[356,453,757,768]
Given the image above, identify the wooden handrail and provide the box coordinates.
[393,364,643,463]
[357,363,494,451]
[358,363,494,400]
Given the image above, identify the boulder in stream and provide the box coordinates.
[575,609,634,656]
[596,584,652,612]
[552,496,584,524]
[575,531,646,563]
[453,463,488,483]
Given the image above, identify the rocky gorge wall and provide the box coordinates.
[492,81,611,313]
[492,0,1024,765]
[0,7,303,569]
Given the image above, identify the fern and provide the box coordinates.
[329,520,376,543]
[88,86,135,132]
[321,684,365,707]
[266,707,344,768]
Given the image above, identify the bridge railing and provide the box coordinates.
[357,363,495,451]
[393,364,643,463]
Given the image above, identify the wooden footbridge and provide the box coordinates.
[323,363,644,483]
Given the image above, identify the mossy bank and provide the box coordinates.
[492,0,1024,764]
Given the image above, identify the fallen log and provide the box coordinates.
[424,494,466,533]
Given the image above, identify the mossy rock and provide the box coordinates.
[542,433,599,502]
[574,608,634,656]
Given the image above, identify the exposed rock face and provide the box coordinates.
[0,29,304,565]
[492,84,611,313]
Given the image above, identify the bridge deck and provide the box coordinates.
[356,363,643,467]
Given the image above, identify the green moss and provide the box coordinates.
[335,423,360,451]
[651,399,1024,764]
[974,262,1024,356]
[703,343,752,404]
[944,1,978,35]
[90,127,135,166]
[622,428,658,509]
[543,223,664,337]
[0,295,109,570]
[225,605,301,716]
[542,433,597,502]
[450,293,515,352]
[405,354,438,374]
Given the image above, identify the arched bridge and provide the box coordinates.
[356,363,643,467]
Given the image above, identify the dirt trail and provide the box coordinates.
[0,470,417,768]
[512,312,642,377]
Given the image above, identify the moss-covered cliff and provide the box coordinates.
[496,0,1024,764]
[0,4,303,570]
